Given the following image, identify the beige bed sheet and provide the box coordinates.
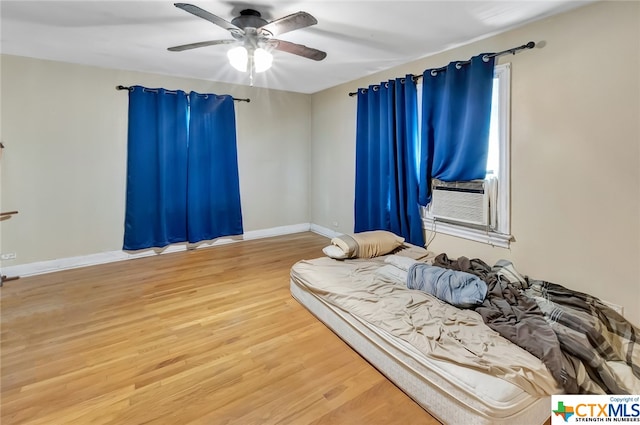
[290,256,562,397]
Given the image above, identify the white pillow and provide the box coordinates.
[322,245,348,260]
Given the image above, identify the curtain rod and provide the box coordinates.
[348,41,535,97]
[116,85,250,103]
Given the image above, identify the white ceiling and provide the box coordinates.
[1,0,592,94]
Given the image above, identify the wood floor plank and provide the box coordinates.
[1,232,443,424]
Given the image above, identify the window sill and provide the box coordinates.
[422,217,512,248]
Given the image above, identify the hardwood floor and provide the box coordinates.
[1,232,441,425]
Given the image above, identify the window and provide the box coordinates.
[419,63,512,248]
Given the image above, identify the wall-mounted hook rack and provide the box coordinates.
[0,210,19,286]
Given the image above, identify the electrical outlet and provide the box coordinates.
[0,252,16,260]
[332,221,339,227]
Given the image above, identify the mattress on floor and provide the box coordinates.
[290,255,560,425]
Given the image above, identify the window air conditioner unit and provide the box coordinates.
[431,179,489,226]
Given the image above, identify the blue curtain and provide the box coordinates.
[124,86,189,250]
[355,77,424,246]
[419,54,495,205]
[187,93,243,243]
[124,87,243,250]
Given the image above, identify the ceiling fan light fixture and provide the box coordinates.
[254,48,273,73]
[227,46,248,72]
[169,4,326,84]
[227,46,272,73]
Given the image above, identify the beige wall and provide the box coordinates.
[310,1,640,324]
[1,1,638,325]
[0,55,311,265]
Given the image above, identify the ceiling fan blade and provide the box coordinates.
[174,3,241,33]
[260,11,317,37]
[168,39,236,52]
[272,39,326,61]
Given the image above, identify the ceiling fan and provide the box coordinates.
[168,3,326,84]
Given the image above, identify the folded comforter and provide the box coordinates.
[407,264,487,308]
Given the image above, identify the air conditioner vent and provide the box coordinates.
[431,179,489,226]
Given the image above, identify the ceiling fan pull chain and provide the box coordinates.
[249,53,255,87]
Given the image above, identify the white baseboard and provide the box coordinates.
[309,223,341,239]
[2,223,317,278]
[4,224,627,320]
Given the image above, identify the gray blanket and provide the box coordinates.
[525,279,640,394]
[407,263,487,308]
[433,253,640,394]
